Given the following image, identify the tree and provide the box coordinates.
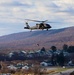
[67,46,74,53]
[40,47,46,52]
[57,51,65,66]
[51,46,57,52]
[50,46,57,66]
[63,44,68,52]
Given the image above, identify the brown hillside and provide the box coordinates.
[0,26,74,51]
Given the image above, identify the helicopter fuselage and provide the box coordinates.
[24,23,51,31]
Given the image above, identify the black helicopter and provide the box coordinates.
[24,19,52,31]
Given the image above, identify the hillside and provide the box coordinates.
[0,26,74,51]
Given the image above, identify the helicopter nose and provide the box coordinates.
[49,25,52,28]
[46,24,52,28]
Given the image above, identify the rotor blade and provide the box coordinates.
[47,21,61,23]
[25,19,48,22]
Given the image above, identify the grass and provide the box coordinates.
[0,67,74,75]
[46,67,74,74]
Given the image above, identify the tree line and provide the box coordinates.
[0,44,74,61]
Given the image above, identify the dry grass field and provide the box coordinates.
[0,60,74,75]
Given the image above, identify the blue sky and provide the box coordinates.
[0,0,74,36]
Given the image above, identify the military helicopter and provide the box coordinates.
[24,19,52,31]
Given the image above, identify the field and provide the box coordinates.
[0,62,74,75]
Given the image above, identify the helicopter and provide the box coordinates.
[24,19,52,31]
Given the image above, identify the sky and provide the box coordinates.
[0,0,74,36]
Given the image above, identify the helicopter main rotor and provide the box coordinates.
[25,19,48,23]
[25,19,59,24]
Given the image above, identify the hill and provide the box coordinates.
[0,26,74,52]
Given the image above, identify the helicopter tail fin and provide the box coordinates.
[24,22,30,29]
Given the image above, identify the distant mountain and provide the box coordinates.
[0,26,74,52]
